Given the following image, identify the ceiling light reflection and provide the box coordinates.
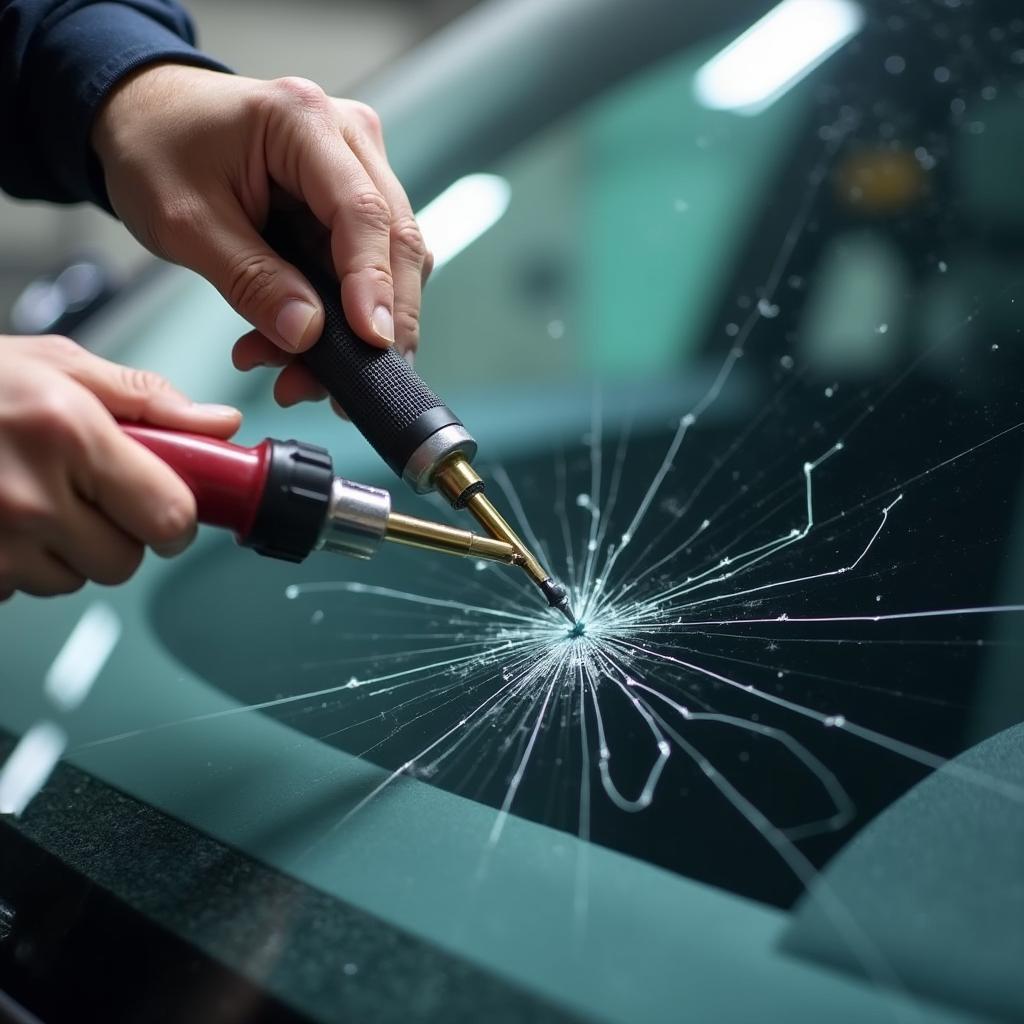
[0,722,67,817]
[44,601,122,712]
[416,174,511,272]
[695,0,864,115]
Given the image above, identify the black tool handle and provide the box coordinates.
[266,221,465,481]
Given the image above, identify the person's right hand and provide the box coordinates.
[0,334,241,601]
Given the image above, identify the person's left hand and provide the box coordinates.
[91,63,432,410]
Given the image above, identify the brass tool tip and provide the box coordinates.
[433,455,576,622]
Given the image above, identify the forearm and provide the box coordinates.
[0,0,229,208]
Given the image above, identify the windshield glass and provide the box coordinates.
[3,2,1024,1021]
[156,0,1024,905]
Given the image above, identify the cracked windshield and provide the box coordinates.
[3,0,1023,1018]
[144,0,1024,908]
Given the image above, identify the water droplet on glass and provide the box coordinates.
[284,585,299,600]
[673,198,690,213]
[780,354,794,370]
[876,323,889,334]
[547,319,565,340]
[884,54,906,74]
[725,322,739,337]
[757,298,780,319]
[914,146,936,170]
[938,260,948,272]
[933,65,951,83]
[310,609,324,625]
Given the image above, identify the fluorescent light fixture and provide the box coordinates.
[44,601,121,712]
[416,173,511,272]
[695,0,864,115]
[0,721,67,816]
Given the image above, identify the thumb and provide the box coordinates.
[168,198,325,353]
[51,340,241,437]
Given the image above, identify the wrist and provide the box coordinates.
[91,62,219,171]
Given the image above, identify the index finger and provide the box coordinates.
[265,80,396,349]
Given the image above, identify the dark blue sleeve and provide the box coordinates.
[0,0,231,209]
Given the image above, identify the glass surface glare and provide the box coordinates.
[694,0,865,114]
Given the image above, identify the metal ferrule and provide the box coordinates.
[317,477,391,560]
[402,424,478,494]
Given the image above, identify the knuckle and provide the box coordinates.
[38,334,81,361]
[391,215,427,262]
[119,366,173,400]
[354,266,395,293]
[395,308,421,342]
[225,252,278,314]
[350,101,382,135]
[348,190,391,233]
[0,488,51,532]
[421,248,435,281]
[22,393,80,445]
[271,76,328,111]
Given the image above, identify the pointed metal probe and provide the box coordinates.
[434,455,577,624]
[540,577,577,626]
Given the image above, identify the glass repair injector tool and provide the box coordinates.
[122,423,524,569]
[125,219,576,624]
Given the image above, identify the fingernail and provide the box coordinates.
[190,403,240,419]
[276,300,318,351]
[371,305,395,345]
[403,349,415,367]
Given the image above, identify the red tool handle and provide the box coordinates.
[120,423,271,539]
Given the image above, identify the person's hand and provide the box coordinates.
[0,334,241,600]
[91,64,432,410]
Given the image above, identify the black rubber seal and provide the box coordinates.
[451,480,485,510]
[243,439,333,562]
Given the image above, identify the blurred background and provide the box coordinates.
[0,0,479,322]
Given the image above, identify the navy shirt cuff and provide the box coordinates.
[25,2,231,210]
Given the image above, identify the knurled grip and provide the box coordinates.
[266,219,465,481]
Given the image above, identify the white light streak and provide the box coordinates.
[43,602,121,711]
[694,0,864,115]
[415,173,511,272]
[0,721,67,816]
